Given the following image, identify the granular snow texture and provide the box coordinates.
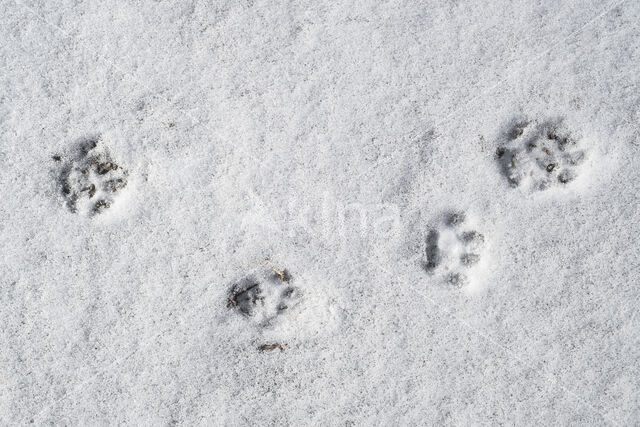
[1,0,639,424]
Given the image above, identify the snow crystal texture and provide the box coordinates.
[1,0,639,424]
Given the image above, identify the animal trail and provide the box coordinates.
[54,136,129,216]
[496,118,587,192]
[423,211,486,287]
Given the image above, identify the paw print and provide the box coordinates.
[496,119,587,191]
[54,137,128,216]
[423,211,486,287]
[227,265,300,327]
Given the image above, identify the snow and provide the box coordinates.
[1,0,639,424]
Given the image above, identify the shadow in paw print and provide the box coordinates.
[444,211,466,227]
[496,118,586,191]
[424,230,441,272]
[227,276,263,316]
[55,136,128,216]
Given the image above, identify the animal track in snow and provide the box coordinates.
[227,265,300,327]
[225,263,342,351]
[54,137,128,216]
[423,211,486,287]
[496,118,587,191]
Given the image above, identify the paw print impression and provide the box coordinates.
[55,137,128,216]
[227,265,300,327]
[496,119,587,191]
[424,211,486,287]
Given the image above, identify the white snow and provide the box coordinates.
[1,0,639,424]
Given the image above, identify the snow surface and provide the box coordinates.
[1,0,640,424]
